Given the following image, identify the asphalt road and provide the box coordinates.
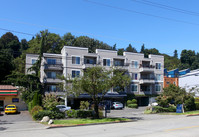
[1,108,199,137]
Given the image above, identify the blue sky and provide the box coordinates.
[1,0,199,56]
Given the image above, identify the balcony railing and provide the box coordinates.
[139,65,155,72]
[43,78,63,83]
[44,63,63,70]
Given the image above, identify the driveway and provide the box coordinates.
[0,111,46,132]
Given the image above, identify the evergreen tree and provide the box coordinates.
[126,44,137,53]
[173,50,178,58]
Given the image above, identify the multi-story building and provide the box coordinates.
[26,46,164,106]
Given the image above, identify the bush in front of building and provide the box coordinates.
[194,97,199,110]
[153,106,176,113]
[79,101,90,110]
[184,96,196,111]
[42,94,59,111]
[127,99,138,108]
[195,102,199,110]
[66,109,77,118]
[76,110,93,118]
[31,105,43,116]
[32,92,42,107]
[128,104,138,108]
[33,110,65,120]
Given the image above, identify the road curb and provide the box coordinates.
[186,114,199,117]
[46,120,133,129]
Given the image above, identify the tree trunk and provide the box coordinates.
[94,101,99,119]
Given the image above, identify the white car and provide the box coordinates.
[56,105,71,112]
[112,102,123,109]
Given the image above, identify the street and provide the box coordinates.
[1,109,199,137]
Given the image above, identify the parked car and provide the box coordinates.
[56,105,71,112]
[112,102,123,109]
[5,105,18,114]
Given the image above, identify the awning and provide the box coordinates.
[0,90,18,96]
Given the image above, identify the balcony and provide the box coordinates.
[43,78,63,83]
[113,63,129,69]
[139,65,155,72]
[82,63,97,69]
[139,78,155,84]
[44,63,63,71]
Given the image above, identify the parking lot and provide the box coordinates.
[0,111,46,132]
[107,106,185,121]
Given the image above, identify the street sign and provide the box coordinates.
[176,104,183,113]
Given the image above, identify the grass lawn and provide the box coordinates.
[51,118,131,126]
[160,110,199,115]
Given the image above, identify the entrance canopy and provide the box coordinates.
[0,85,18,96]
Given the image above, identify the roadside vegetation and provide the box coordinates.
[51,118,131,126]
[145,84,199,114]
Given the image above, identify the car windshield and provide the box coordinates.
[115,102,121,104]
[7,106,15,108]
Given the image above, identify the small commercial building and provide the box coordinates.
[0,85,27,111]
[163,76,179,88]
[179,69,199,97]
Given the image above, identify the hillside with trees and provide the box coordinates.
[1,29,199,85]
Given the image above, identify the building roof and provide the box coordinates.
[0,85,17,90]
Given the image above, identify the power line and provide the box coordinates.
[83,0,199,26]
[0,27,34,36]
[131,0,199,16]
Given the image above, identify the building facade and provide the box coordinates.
[179,69,199,97]
[26,46,164,106]
[0,85,27,111]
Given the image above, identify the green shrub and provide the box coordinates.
[33,110,65,120]
[132,99,137,104]
[184,96,196,111]
[195,102,199,110]
[128,104,138,108]
[99,110,104,118]
[31,105,43,116]
[28,101,33,112]
[195,97,199,102]
[42,94,59,111]
[80,101,90,110]
[32,92,42,108]
[153,106,176,113]
[167,106,176,112]
[76,110,93,118]
[127,100,133,105]
[66,109,77,118]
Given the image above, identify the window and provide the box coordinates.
[156,74,161,81]
[72,56,80,64]
[32,59,37,64]
[132,73,138,80]
[47,59,56,65]
[155,84,161,92]
[132,61,138,68]
[47,85,57,92]
[131,84,138,92]
[72,70,80,78]
[103,59,110,66]
[114,60,123,66]
[156,63,161,69]
[166,81,170,85]
[47,72,56,78]
[173,82,176,85]
[12,98,19,102]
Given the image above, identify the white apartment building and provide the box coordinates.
[26,46,164,106]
